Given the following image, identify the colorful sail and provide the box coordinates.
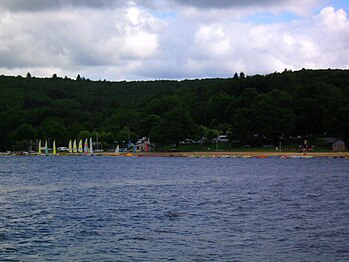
[84,138,88,154]
[45,140,48,154]
[38,140,41,154]
[68,140,72,153]
[78,139,83,153]
[73,139,77,153]
[53,140,57,155]
[89,137,93,154]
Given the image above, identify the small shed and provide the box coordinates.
[135,141,154,152]
[332,140,346,151]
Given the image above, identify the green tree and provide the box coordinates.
[138,115,162,137]
[239,88,258,108]
[151,108,198,145]
[14,124,38,141]
[201,126,220,142]
[99,131,115,148]
[252,90,295,143]
[77,130,91,140]
[333,105,349,145]
[231,108,256,144]
[40,118,68,145]
[116,127,137,145]
[68,123,86,138]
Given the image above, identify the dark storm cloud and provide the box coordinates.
[171,0,294,9]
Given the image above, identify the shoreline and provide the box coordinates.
[3,151,347,158]
[135,151,349,158]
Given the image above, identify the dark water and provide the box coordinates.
[0,156,348,261]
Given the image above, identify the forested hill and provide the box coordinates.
[0,69,348,151]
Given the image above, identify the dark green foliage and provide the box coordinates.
[0,69,349,150]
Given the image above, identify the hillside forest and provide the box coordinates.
[0,69,348,151]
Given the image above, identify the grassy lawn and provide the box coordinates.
[159,142,339,153]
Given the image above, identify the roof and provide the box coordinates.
[333,140,345,146]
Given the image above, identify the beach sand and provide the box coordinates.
[131,151,349,158]
[5,151,348,158]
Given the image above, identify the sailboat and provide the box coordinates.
[89,137,93,154]
[73,139,77,153]
[53,140,57,155]
[45,140,48,155]
[68,140,72,153]
[114,145,120,156]
[38,140,42,154]
[84,138,88,155]
[78,139,83,153]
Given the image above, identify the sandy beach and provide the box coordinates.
[121,151,349,158]
[3,151,348,158]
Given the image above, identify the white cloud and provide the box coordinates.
[0,1,348,80]
[0,5,162,78]
[194,26,231,58]
[142,5,349,78]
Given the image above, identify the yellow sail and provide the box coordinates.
[53,140,57,155]
[68,140,72,153]
[78,139,83,153]
[38,140,41,154]
[73,139,77,153]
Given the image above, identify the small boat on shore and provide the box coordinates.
[124,153,134,157]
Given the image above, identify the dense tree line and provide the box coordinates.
[0,69,348,151]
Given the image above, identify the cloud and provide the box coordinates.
[0,5,162,77]
[173,0,307,8]
[136,6,349,78]
[312,7,349,67]
[0,0,163,12]
[0,0,124,12]
[0,1,348,80]
[170,0,320,17]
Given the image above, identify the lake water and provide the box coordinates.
[0,156,349,261]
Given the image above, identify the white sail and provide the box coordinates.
[89,137,93,154]
[115,145,120,154]
[68,140,72,153]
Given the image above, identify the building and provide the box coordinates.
[217,135,229,142]
[135,140,154,152]
[332,140,346,151]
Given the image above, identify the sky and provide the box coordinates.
[0,0,349,80]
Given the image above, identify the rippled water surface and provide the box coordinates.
[0,156,349,261]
